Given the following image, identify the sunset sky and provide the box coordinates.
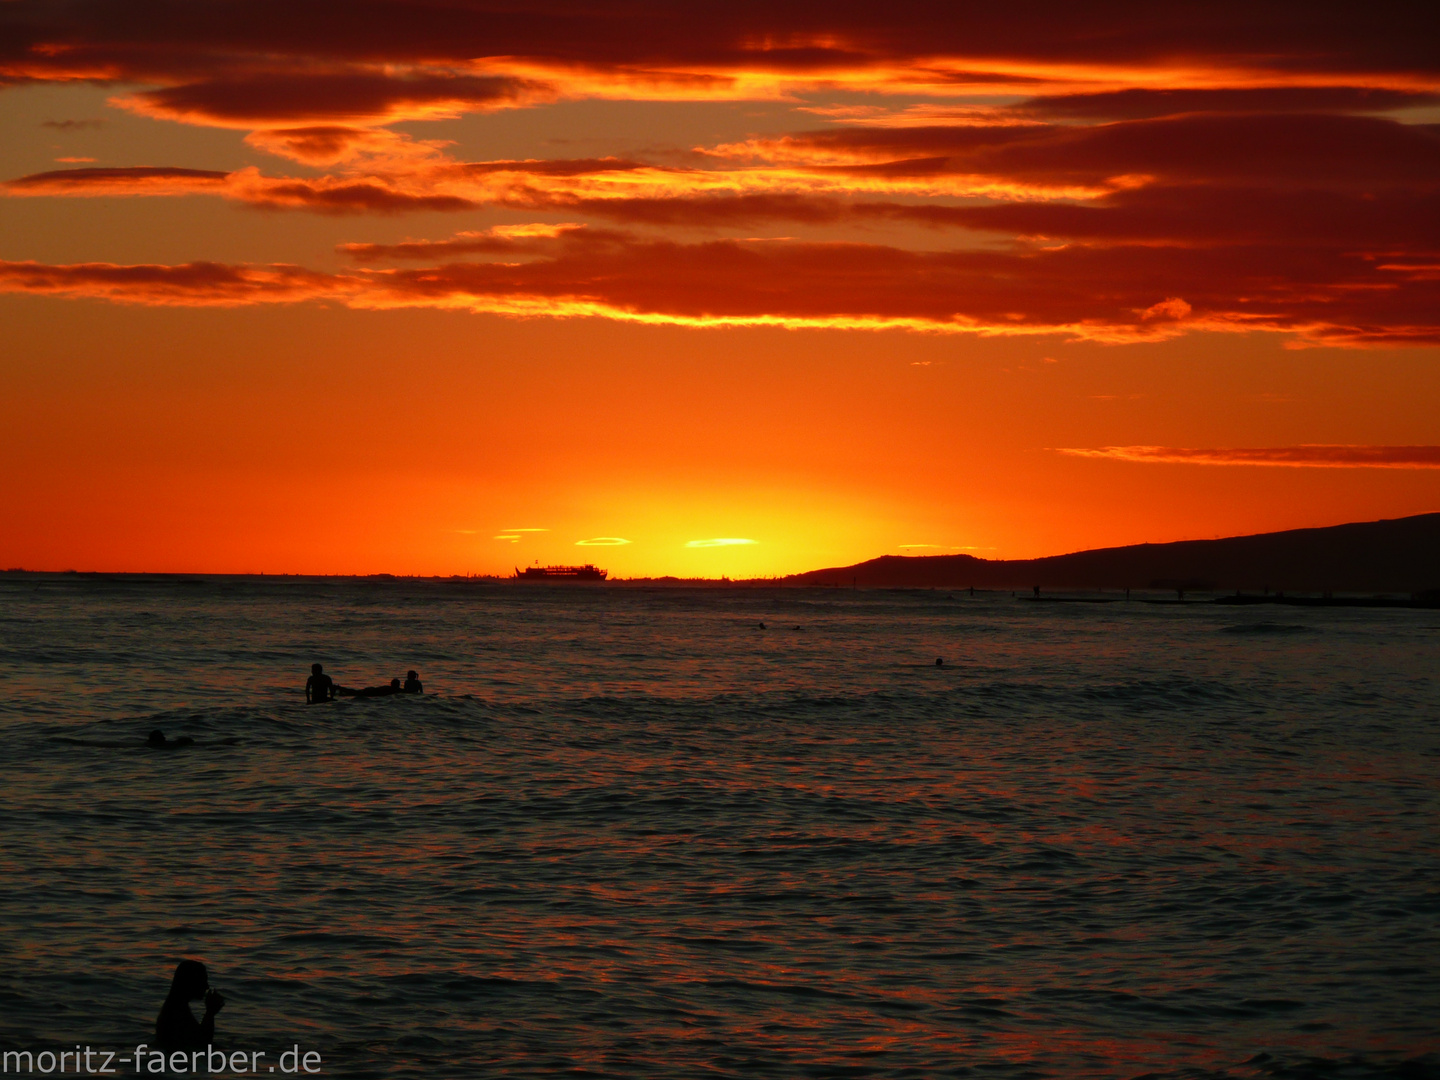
[2,2,1437,576]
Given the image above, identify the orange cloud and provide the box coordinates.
[5,164,475,213]
[338,224,598,262]
[0,259,352,306]
[1058,446,1440,468]
[241,126,457,166]
[3,156,1112,215]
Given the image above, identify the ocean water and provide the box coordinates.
[0,576,1437,1079]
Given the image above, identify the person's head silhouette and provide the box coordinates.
[390,678,401,689]
[168,959,209,1002]
[312,663,323,675]
[407,670,417,680]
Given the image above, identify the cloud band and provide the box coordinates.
[1058,445,1440,468]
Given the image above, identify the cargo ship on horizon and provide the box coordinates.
[515,564,608,581]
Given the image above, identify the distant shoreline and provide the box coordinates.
[4,511,1437,597]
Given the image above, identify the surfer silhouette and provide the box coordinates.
[403,670,423,694]
[155,960,224,1050]
[146,729,193,749]
[340,678,402,698]
[305,663,335,704]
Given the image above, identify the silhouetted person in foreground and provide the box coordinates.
[403,670,423,694]
[155,960,224,1051]
[306,663,335,704]
[146,729,192,749]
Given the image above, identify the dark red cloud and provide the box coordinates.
[357,233,1440,344]
[888,187,1440,250]
[5,166,230,195]
[8,166,229,188]
[9,227,1435,344]
[1009,87,1440,120]
[556,187,1440,255]
[3,1,1435,82]
[1060,445,1440,468]
[748,113,1440,189]
[241,178,474,213]
[123,72,548,124]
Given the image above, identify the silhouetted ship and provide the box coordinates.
[515,564,608,581]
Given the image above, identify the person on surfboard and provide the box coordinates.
[339,678,403,698]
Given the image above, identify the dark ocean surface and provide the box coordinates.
[1,576,1437,1078]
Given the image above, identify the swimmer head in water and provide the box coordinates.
[146,729,193,749]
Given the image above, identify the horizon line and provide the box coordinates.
[4,508,1434,582]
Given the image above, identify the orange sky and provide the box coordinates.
[2,2,1438,576]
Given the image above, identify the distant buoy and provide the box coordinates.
[935,657,944,667]
[758,621,766,629]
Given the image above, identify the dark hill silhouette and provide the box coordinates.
[788,513,1440,594]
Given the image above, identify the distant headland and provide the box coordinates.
[785,512,1440,596]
